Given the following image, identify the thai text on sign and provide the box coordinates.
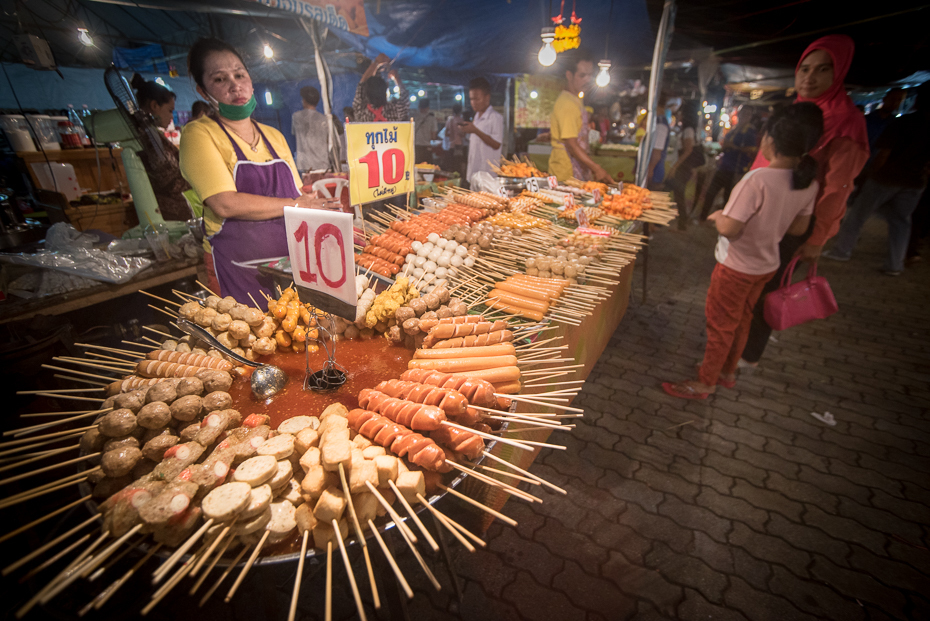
[346,121,415,207]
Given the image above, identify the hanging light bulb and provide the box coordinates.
[77,28,94,47]
[263,44,274,59]
[595,60,611,87]
[418,89,425,97]
[538,28,557,67]
[530,90,539,99]
[455,93,463,101]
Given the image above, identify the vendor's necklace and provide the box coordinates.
[223,120,260,152]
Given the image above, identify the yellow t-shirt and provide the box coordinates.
[179,116,302,251]
[548,90,584,181]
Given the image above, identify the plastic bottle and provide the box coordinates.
[81,104,92,119]
[67,104,91,147]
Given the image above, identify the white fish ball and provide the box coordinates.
[412,267,425,278]
[435,267,448,278]
[450,255,464,267]
[427,233,440,244]
[463,257,475,268]
[423,260,437,272]
[411,241,423,251]
[414,256,427,267]
[455,245,469,257]
[436,255,451,268]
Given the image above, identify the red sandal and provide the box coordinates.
[662,381,713,400]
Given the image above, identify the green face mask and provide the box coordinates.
[217,94,257,121]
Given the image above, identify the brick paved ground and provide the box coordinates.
[396,218,930,621]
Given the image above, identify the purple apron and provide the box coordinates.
[209,121,300,304]
[569,105,591,181]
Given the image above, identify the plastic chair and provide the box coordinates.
[310,178,357,219]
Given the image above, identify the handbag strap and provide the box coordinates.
[780,256,803,288]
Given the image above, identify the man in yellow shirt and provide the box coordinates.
[548,48,614,183]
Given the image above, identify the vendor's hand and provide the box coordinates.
[295,191,337,211]
[373,53,390,66]
[794,242,823,262]
[592,166,615,184]
[706,210,723,222]
[458,121,476,134]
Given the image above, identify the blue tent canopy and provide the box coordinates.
[332,0,655,76]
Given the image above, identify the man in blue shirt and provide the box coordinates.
[698,111,762,220]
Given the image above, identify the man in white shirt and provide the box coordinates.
[292,86,331,172]
[413,98,439,165]
[462,77,503,186]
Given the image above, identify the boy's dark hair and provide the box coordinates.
[131,73,175,108]
[300,86,320,107]
[364,75,388,108]
[679,100,700,130]
[187,38,247,92]
[468,77,491,95]
[561,47,594,75]
[764,101,824,190]
[418,98,430,111]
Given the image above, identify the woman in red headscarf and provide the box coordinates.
[738,35,869,368]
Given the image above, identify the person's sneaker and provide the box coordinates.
[881,269,902,276]
[821,249,851,261]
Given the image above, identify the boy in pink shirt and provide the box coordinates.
[664,103,824,399]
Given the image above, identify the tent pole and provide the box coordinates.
[636,0,676,304]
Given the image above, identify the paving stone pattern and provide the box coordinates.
[395,218,930,621]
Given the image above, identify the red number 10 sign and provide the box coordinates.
[283,207,357,308]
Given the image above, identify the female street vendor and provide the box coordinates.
[179,37,327,303]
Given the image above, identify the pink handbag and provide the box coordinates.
[764,256,839,331]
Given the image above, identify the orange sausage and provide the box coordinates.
[491,380,522,394]
[495,281,553,301]
[508,275,566,293]
[488,289,550,314]
[501,278,562,298]
[486,300,545,322]
[407,355,518,373]
[413,343,516,359]
[449,366,522,384]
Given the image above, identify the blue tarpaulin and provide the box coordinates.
[330,0,655,76]
[112,45,170,75]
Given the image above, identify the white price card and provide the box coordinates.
[564,193,575,208]
[547,176,557,189]
[284,207,357,309]
[526,178,540,192]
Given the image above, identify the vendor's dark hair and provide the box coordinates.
[452,103,462,114]
[300,86,320,107]
[562,47,594,75]
[764,102,823,190]
[131,73,175,108]
[187,37,247,91]
[364,75,388,108]
[468,77,491,95]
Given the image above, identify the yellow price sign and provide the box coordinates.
[346,121,415,207]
